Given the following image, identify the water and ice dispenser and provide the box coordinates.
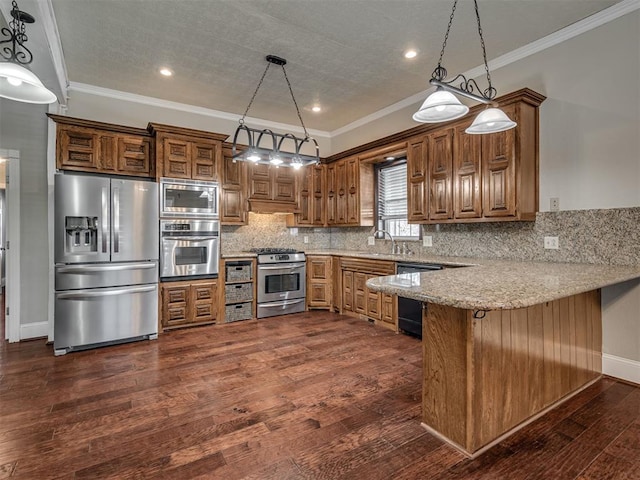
[64,216,98,254]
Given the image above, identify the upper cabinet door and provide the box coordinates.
[454,124,482,219]
[58,127,100,171]
[117,136,152,177]
[429,128,454,221]
[407,136,429,222]
[191,142,218,181]
[482,105,517,218]
[163,138,192,178]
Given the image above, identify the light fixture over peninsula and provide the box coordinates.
[412,0,516,134]
[232,55,319,169]
[0,0,57,104]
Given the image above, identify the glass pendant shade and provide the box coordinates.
[412,89,469,123]
[465,107,516,134]
[0,62,57,104]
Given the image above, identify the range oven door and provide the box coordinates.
[160,235,219,279]
[160,178,218,218]
[257,262,306,304]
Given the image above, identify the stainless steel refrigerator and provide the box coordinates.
[54,173,159,355]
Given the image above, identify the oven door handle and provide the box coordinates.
[162,236,218,242]
[260,298,305,308]
[258,263,304,270]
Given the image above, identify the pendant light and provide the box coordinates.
[413,0,516,135]
[232,55,319,168]
[0,0,57,104]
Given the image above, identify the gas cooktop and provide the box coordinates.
[247,247,301,254]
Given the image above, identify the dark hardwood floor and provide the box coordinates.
[0,311,638,479]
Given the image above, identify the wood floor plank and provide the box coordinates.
[0,311,638,479]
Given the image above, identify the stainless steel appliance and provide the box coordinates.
[54,173,159,355]
[253,248,306,319]
[160,219,219,279]
[397,262,453,339]
[160,178,219,218]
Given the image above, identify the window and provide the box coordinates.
[376,160,420,240]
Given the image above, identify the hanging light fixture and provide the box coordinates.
[0,0,57,104]
[232,55,319,168]
[413,0,516,134]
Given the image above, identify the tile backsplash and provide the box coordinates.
[221,208,640,266]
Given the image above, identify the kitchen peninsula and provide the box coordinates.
[367,259,640,457]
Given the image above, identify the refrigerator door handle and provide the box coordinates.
[113,186,120,253]
[56,263,156,273]
[57,285,157,300]
[101,187,109,253]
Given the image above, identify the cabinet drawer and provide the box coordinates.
[225,282,253,303]
[192,284,214,301]
[225,302,253,323]
[226,263,252,282]
[165,287,188,304]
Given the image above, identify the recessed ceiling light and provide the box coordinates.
[159,67,173,77]
[404,50,417,59]
[312,105,321,113]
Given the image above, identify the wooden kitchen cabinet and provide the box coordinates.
[407,135,429,222]
[160,279,217,331]
[326,157,374,227]
[220,258,256,323]
[247,163,298,213]
[401,89,544,224]
[289,164,327,227]
[49,115,154,178]
[148,123,226,181]
[220,143,248,225]
[453,122,482,219]
[339,257,396,331]
[306,255,332,309]
[428,128,454,221]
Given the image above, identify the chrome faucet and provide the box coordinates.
[372,229,397,254]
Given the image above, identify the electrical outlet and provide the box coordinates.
[544,236,559,249]
[303,235,309,244]
[423,236,433,247]
[289,227,298,236]
[367,236,375,246]
[550,197,560,212]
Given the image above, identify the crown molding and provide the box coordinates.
[330,0,640,138]
[68,82,331,139]
[38,0,69,104]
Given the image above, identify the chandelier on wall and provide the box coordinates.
[232,55,319,169]
[0,0,56,104]
[413,0,516,134]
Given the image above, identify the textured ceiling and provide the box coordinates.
[51,0,621,132]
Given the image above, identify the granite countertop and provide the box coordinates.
[222,249,640,310]
[366,260,640,310]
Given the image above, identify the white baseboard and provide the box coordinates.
[20,321,49,340]
[603,353,640,385]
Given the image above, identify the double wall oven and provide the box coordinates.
[251,248,306,319]
[160,178,220,280]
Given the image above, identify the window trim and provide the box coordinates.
[374,159,420,241]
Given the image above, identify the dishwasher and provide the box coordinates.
[396,262,444,339]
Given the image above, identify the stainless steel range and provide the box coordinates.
[250,248,306,319]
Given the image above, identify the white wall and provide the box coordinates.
[0,99,50,337]
[333,12,640,210]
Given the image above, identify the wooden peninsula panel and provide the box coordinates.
[423,289,602,456]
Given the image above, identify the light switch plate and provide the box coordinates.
[423,236,433,247]
[367,236,375,246]
[303,236,309,244]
